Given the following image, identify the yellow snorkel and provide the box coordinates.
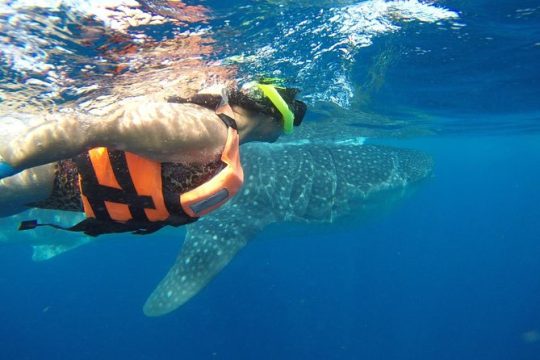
[257,84,295,135]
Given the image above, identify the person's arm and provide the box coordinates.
[0,99,228,178]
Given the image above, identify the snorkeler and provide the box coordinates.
[0,83,307,235]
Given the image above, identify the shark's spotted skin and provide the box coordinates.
[144,143,433,316]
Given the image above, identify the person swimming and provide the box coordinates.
[0,83,307,235]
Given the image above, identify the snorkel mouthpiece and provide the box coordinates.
[256,84,295,135]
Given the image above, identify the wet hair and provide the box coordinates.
[168,87,307,127]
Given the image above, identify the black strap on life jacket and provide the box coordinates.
[75,150,156,222]
[18,215,196,237]
[217,113,238,130]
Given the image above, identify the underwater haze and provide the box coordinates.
[1,0,539,359]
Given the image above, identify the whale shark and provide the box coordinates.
[143,141,433,316]
[0,130,433,316]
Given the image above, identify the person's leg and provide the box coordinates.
[0,163,55,217]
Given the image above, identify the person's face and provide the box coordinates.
[233,106,283,143]
[253,112,282,142]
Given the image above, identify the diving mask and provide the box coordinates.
[242,82,307,135]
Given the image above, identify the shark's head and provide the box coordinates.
[394,146,434,183]
[328,144,433,221]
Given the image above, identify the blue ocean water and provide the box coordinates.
[1,1,539,359]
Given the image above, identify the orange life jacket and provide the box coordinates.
[72,115,243,234]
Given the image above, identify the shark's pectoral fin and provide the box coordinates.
[143,219,255,316]
[143,154,282,316]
